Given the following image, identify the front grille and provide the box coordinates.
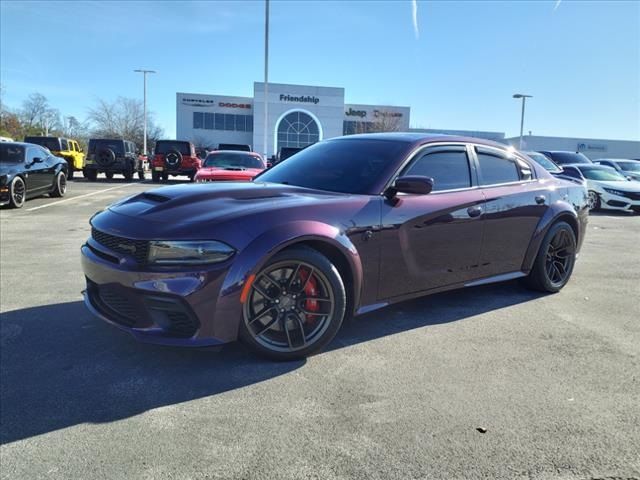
[620,191,640,201]
[91,227,149,264]
[98,286,139,327]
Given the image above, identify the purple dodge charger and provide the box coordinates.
[81,133,589,360]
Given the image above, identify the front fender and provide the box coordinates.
[522,194,583,272]
[212,221,363,342]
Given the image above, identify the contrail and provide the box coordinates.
[412,0,419,39]
[553,0,562,11]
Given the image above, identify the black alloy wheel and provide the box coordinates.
[240,247,346,360]
[9,176,26,208]
[50,171,67,198]
[524,221,576,293]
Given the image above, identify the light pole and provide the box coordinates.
[134,69,156,156]
[263,0,270,159]
[512,93,532,150]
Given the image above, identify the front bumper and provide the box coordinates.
[599,191,640,212]
[81,240,239,346]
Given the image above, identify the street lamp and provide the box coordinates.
[263,0,270,159]
[134,69,156,156]
[512,93,532,150]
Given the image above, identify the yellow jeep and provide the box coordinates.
[23,136,85,179]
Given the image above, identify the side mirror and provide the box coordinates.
[386,175,434,199]
[32,157,44,164]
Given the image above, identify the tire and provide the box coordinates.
[8,176,26,208]
[587,190,601,211]
[85,169,98,181]
[162,172,169,182]
[67,164,74,180]
[524,221,577,293]
[151,171,160,183]
[50,171,67,198]
[105,172,114,180]
[239,246,346,361]
[123,163,134,181]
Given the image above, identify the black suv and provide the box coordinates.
[84,139,145,181]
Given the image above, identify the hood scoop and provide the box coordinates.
[140,192,170,203]
[223,167,246,171]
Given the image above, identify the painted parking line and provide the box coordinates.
[26,183,139,212]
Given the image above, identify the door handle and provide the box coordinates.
[467,206,483,218]
[535,195,546,205]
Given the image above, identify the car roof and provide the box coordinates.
[331,132,508,150]
[596,158,639,162]
[4,141,41,147]
[208,150,260,155]
[568,163,614,170]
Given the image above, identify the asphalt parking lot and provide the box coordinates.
[1,179,639,480]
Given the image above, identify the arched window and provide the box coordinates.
[276,111,320,151]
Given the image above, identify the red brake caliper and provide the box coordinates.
[298,268,319,322]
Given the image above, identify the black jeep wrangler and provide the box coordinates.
[84,139,145,181]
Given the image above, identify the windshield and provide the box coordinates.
[88,140,124,154]
[156,141,191,155]
[617,161,640,172]
[0,144,25,163]
[204,153,264,169]
[547,152,592,165]
[579,167,627,181]
[257,139,407,194]
[526,152,561,172]
[24,137,60,151]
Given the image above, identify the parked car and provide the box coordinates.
[0,136,14,142]
[277,146,304,164]
[0,142,67,208]
[151,140,201,182]
[594,158,640,181]
[195,151,266,182]
[23,136,84,179]
[561,164,640,213]
[537,151,592,165]
[524,151,564,175]
[81,133,588,360]
[218,143,251,152]
[84,139,144,181]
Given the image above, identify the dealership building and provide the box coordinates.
[176,81,639,160]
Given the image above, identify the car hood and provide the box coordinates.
[588,179,640,191]
[106,182,351,225]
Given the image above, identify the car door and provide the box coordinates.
[24,147,51,193]
[473,145,548,277]
[377,144,485,299]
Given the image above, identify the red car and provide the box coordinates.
[151,140,202,182]
[195,150,266,182]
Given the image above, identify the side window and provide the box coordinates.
[476,148,521,185]
[26,148,38,163]
[562,167,582,179]
[193,112,204,129]
[60,139,68,150]
[403,148,472,192]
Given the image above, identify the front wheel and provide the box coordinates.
[587,190,601,211]
[9,176,26,208]
[85,169,98,181]
[239,246,346,361]
[524,221,577,293]
[50,171,67,198]
[67,165,74,180]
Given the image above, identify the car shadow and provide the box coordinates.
[0,281,540,445]
[589,210,636,217]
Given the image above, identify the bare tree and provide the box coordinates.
[351,111,403,134]
[87,96,164,151]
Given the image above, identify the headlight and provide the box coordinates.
[148,240,235,265]
[603,188,627,196]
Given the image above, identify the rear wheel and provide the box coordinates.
[85,169,98,181]
[240,246,346,361]
[524,221,577,293]
[9,176,26,208]
[105,171,114,180]
[50,171,67,198]
[587,190,601,211]
[123,163,134,181]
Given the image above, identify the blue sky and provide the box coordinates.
[1,0,638,140]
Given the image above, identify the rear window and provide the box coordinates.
[89,140,125,154]
[24,137,60,151]
[546,152,592,165]
[218,143,251,152]
[155,141,191,155]
[204,153,264,169]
